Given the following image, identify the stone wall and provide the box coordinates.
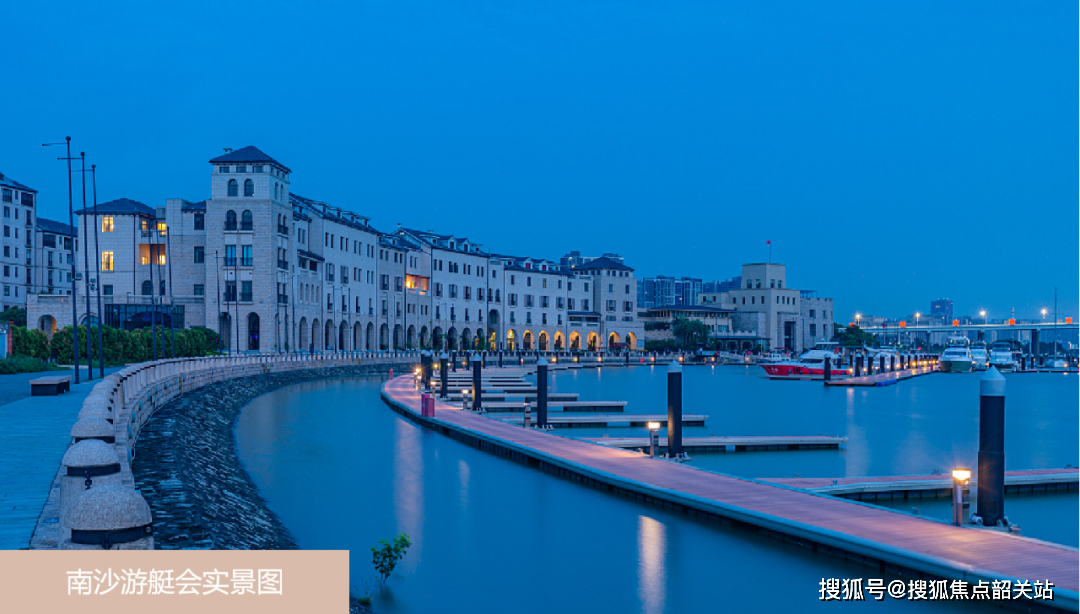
[31,351,421,549]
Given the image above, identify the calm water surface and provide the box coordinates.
[235,368,1076,613]
[238,376,989,614]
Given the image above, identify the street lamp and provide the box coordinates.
[952,468,971,525]
[1041,308,1047,323]
[855,313,861,328]
[647,421,661,458]
[980,310,987,325]
[42,137,81,384]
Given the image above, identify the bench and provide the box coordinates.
[30,375,72,396]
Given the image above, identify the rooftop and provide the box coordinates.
[209,146,291,173]
[0,172,36,193]
[76,198,155,217]
[573,256,633,272]
[36,217,75,237]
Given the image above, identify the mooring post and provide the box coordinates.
[537,357,549,429]
[471,353,483,412]
[439,351,449,398]
[854,355,862,377]
[452,350,457,372]
[499,350,503,368]
[890,355,896,372]
[523,400,531,428]
[974,367,1007,526]
[879,355,885,373]
[421,350,432,390]
[823,355,832,383]
[666,359,683,459]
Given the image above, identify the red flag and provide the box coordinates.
[766,240,771,244]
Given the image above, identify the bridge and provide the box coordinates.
[859,322,1077,334]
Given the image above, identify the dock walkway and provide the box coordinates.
[827,365,937,387]
[587,435,848,452]
[383,374,1079,610]
[763,469,1079,500]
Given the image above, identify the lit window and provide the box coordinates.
[101,216,114,232]
[101,251,114,271]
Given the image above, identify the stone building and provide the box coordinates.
[0,171,37,311]
[28,145,643,352]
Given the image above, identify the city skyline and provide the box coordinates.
[2,1,1074,321]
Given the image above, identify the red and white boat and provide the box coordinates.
[760,343,850,380]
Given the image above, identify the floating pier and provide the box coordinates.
[495,413,706,428]
[763,469,1079,500]
[586,435,848,452]
[473,400,626,413]
[826,365,938,387]
[382,374,1079,609]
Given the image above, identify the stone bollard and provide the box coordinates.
[62,485,154,550]
[880,355,886,373]
[78,402,113,424]
[854,355,862,377]
[60,440,122,541]
[890,355,896,372]
[536,357,549,429]
[71,417,115,444]
[471,353,483,411]
[974,367,1007,527]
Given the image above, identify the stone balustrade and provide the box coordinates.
[45,350,422,550]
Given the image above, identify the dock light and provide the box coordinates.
[463,389,470,411]
[952,468,971,525]
[647,421,661,458]
[598,356,603,363]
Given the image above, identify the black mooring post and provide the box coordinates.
[536,357,549,429]
[1020,354,1027,371]
[854,355,862,377]
[823,355,832,383]
[975,368,1007,527]
[452,350,457,372]
[666,360,683,458]
[890,355,896,372]
[498,350,503,368]
[421,351,432,389]
[439,351,449,398]
[471,353,482,411]
[880,355,886,373]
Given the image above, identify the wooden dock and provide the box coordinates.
[586,435,848,452]
[763,469,1079,500]
[383,374,1079,609]
[495,413,705,428]
[475,400,626,413]
[826,365,938,387]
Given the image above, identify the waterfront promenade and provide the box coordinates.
[0,369,121,549]
[383,373,1079,608]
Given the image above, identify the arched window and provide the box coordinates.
[141,280,152,296]
[248,313,260,351]
[225,210,237,230]
[160,280,166,296]
[244,179,254,197]
[274,184,279,200]
[241,210,253,231]
[227,179,238,197]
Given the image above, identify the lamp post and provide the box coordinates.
[1041,308,1047,323]
[90,166,105,376]
[951,468,971,525]
[647,421,661,458]
[42,138,81,384]
[980,310,987,326]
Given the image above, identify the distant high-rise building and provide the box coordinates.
[637,275,702,308]
[560,251,624,269]
[931,298,953,322]
[703,276,741,294]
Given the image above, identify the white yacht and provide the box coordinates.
[939,337,974,373]
[987,341,1017,372]
[970,342,989,371]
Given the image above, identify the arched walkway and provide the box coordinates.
[432,326,443,350]
[366,322,375,350]
[569,331,581,350]
[393,324,403,349]
[625,332,637,350]
[380,323,389,349]
[538,331,549,351]
[587,332,599,351]
[506,329,516,351]
[554,331,564,350]
[523,330,533,351]
[446,327,458,350]
[407,325,416,349]
[460,328,472,351]
[299,317,309,351]
[419,326,429,349]
[339,321,348,350]
[37,315,57,338]
[608,332,620,350]
[325,319,334,350]
[488,328,498,351]
[311,319,320,352]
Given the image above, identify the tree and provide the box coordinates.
[672,316,709,347]
[0,307,27,327]
[835,324,877,348]
[371,533,411,586]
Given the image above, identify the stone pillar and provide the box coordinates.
[60,440,122,541]
[71,417,115,444]
[62,485,154,550]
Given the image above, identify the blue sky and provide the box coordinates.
[2,1,1075,321]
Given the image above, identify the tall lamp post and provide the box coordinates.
[90,165,104,377]
[42,138,80,384]
[78,152,94,381]
[980,310,987,326]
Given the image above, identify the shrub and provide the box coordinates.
[12,327,50,360]
[372,533,411,586]
[0,355,57,374]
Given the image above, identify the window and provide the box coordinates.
[241,210,253,230]
[606,300,616,312]
[101,216,114,232]
[225,210,237,230]
[194,284,205,296]
[219,166,230,173]
[227,179,238,197]
[241,281,252,302]
[1,189,10,202]
[103,285,113,296]
[809,309,816,318]
[101,251,114,271]
[141,280,152,296]
[254,165,263,173]
[241,245,253,266]
[194,246,205,263]
[194,213,204,230]
[224,245,236,266]
[243,179,254,197]
[224,281,236,301]
[810,324,817,336]
[160,280,166,296]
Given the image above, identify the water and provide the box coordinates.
[236,377,985,613]
[234,368,1076,612]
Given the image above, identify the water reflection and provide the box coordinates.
[637,515,666,614]
[393,418,423,569]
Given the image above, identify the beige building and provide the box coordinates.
[28,145,643,352]
[0,171,37,310]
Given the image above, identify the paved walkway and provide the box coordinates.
[0,369,121,549]
[384,375,1079,604]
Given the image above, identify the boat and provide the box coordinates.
[939,337,974,373]
[970,342,989,371]
[761,343,849,380]
[988,341,1016,372]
